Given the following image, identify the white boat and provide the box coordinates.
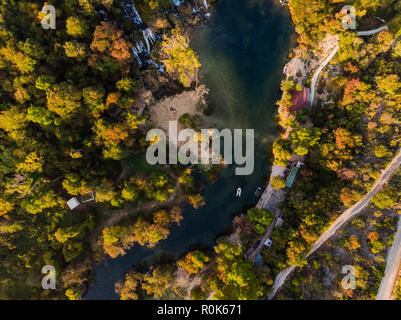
[236,187,242,197]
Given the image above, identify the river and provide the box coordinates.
[85,0,294,299]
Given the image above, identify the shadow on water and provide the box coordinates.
[85,0,294,299]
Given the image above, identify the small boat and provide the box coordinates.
[236,187,242,197]
[279,0,289,6]
[254,187,263,197]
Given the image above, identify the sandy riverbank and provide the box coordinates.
[148,84,209,135]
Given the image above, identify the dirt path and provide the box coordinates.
[89,182,183,249]
[357,25,388,37]
[376,216,401,300]
[268,148,401,299]
[310,26,389,106]
[310,45,339,105]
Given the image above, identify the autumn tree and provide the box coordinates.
[95,179,116,203]
[66,16,89,38]
[115,272,141,300]
[272,139,291,166]
[90,21,131,64]
[161,28,201,87]
[46,82,82,118]
[132,217,170,248]
[64,41,87,61]
[271,176,286,190]
[177,251,210,274]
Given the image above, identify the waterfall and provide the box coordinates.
[135,41,146,54]
[146,59,166,73]
[132,42,165,73]
[122,1,158,61]
[172,12,185,23]
[132,48,142,65]
[132,51,142,65]
[173,0,185,7]
[131,4,143,24]
[132,41,146,65]
[122,1,143,25]
[120,0,210,71]
[142,28,156,53]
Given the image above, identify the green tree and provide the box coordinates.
[35,75,55,91]
[246,208,275,235]
[62,242,84,262]
[290,127,321,156]
[27,106,54,126]
[211,242,264,300]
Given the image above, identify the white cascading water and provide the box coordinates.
[122,1,161,70]
[142,28,156,54]
[122,0,211,71]
[123,1,143,24]
[146,59,166,73]
[173,0,185,7]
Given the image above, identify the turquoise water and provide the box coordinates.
[85,0,294,299]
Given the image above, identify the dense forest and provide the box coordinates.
[261,0,401,299]
[115,0,401,300]
[0,0,214,299]
[1,0,401,301]
[270,0,401,279]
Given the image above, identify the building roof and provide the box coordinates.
[81,191,95,203]
[290,87,310,112]
[254,254,263,265]
[264,238,273,247]
[67,197,80,210]
[286,166,300,188]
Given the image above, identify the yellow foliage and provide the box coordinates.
[0,198,13,216]
[69,150,83,159]
[161,28,201,87]
[17,152,43,173]
[148,0,158,9]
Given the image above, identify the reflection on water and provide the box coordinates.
[85,0,294,300]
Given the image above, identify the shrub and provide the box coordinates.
[271,176,286,190]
